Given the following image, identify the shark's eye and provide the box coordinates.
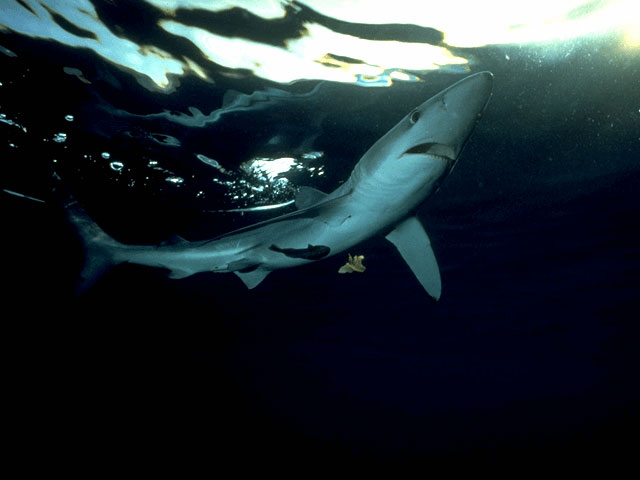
[410,110,420,124]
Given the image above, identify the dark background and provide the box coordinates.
[2,1,639,467]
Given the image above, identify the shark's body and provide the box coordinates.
[66,72,493,299]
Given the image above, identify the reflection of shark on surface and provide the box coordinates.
[63,72,493,299]
[108,82,332,154]
[112,83,328,128]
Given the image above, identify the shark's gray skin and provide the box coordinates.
[65,72,493,299]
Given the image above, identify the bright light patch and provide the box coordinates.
[290,22,467,74]
[293,0,640,49]
[1,0,638,89]
[243,157,298,181]
[160,19,466,84]
[618,1,640,48]
[0,0,200,89]
[623,27,640,48]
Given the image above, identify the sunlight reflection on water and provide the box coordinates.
[3,0,635,92]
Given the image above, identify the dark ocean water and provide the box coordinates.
[2,0,639,468]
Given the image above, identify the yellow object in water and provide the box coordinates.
[338,254,366,274]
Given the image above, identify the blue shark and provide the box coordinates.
[64,72,493,299]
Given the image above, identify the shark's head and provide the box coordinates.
[354,71,493,206]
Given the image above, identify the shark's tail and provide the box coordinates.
[53,174,123,293]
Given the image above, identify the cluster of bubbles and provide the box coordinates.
[0,112,27,132]
[206,151,326,211]
[3,105,329,212]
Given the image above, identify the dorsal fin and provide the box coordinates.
[295,186,328,210]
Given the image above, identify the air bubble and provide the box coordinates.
[110,161,124,172]
[301,151,324,160]
[65,114,74,122]
[101,152,111,159]
[196,153,220,168]
[166,176,184,185]
[53,133,67,143]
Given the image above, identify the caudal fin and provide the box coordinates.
[53,174,122,293]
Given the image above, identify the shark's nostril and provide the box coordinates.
[410,110,420,124]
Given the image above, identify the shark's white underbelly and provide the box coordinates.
[242,199,398,271]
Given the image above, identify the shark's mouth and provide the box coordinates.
[403,143,456,161]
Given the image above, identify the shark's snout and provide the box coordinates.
[451,71,493,117]
[441,71,493,124]
[410,71,493,160]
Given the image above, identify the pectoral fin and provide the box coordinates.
[168,268,192,279]
[385,216,442,300]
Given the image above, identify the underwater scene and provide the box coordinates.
[2,0,639,465]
